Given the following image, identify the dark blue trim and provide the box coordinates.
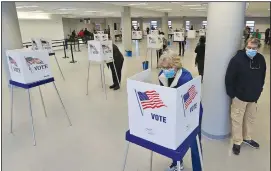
[9,77,55,89]
[49,53,55,56]
[125,127,199,161]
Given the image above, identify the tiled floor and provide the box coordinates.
[2,38,270,171]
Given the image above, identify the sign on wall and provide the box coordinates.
[31,38,54,54]
[132,31,143,40]
[173,32,185,42]
[127,69,201,150]
[147,35,163,49]
[6,49,52,84]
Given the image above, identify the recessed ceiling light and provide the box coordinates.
[268,9,270,10]
[85,11,100,13]
[58,8,76,11]
[129,3,147,6]
[159,9,172,11]
[16,6,24,9]
[196,10,206,12]
[190,7,206,10]
[32,10,44,13]
[145,6,160,9]
[24,5,39,8]
[181,4,202,7]
[202,3,208,6]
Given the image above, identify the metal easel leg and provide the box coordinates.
[39,86,47,117]
[150,151,153,171]
[54,55,65,81]
[121,142,130,171]
[52,82,72,126]
[99,64,103,89]
[10,84,14,133]
[101,63,107,100]
[150,49,153,69]
[196,135,204,171]
[112,60,120,87]
[27,89,36,146]
[177,161,182,171]
[86,61,90,95]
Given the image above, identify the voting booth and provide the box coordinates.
[173,32,185,42]
[7,49,72,146]
[151,30,159,35]
[132,31,143,40]
[86,40,118,98]
[147,35,163,49]
[121,69,203,171]
[94,34,109,41]
[31,38,54,54]
[97,31,104,34]
[7,49,52,84]
[187,30,196,39]
[199,29,206,36]
[127,69,201,150]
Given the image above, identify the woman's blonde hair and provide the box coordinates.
[157,50,182,69]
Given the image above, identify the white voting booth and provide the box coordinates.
[132,31,143,40]
[173,32,185,42]
[199,29,206,36]
[7,49,52,84]
[187,30,196,39]
[31,37,65,80]
[151,30,159,35]
[86,40,119,99]
[127,69,201,150]
[94,34,109,41]
[97,31,104,34]
[146,34,163,68]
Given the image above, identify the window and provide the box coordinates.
[132,20,138,29]
[168,20,172,28]
[246,21,255,32]
[202,21,207,29]
[185,21,190,31]
[151,20,157,29]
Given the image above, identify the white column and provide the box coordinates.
[106,19,115,43]
[139,18,143,32]
[182,16,186,29]
[162,13,168,38]
[2,2,23,84]
[202,2,246,139]
[121,6,132,53]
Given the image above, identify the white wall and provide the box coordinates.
[246,17,270,32]
[18,14,65,43]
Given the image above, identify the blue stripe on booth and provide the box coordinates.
[125,126,199,161]
[9,77,55,89]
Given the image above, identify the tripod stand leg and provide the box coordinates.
[39,86,47,117]
[10,84,14,133]
[54,55,65,80]
[101,63,107,100]
[52,82,72,126]
[100,64,103,89]
[86,62,90,95]
[150,151,153,171]
[196,135,204,171]
[121,142,130,171]
[112,61,120,87]
[27,89,36,146]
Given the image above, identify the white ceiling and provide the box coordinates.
[15,2,270,18]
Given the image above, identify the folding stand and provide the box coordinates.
[121,127,204,171]
[86,59,120,100]
[49,53,65,80]
[9,78,72,146]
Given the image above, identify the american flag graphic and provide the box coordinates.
[183,85,197,109]
[9,56,17,67]
[137,90,166,110]
[25,57,44,65]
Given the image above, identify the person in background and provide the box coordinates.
[157,50,203,171]
[107,44,124,90]
[225,38,266,155]
[178,35,186,57]
[137,27,140,31]
[252,29,261,40]
[78,29,84,38]
[71,30,76,38]
[264,28,270,44]
[146,27,150,34]
[156,32,168,65]
[243,26,249,43]
[84,28,90,43]
[151,25,155,30]
[190,25,194,30]
[195,36,206,80]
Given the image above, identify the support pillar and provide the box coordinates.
[121,6,132,56]
[182,16,186,30]
[202,2,246,139]
[139,17,143,32]
[106,19,115,43]
[2,2,23,85]
[162,13,168,38]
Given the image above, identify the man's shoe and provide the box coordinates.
[109,84,116,89]
[232,144,241,155]
[113,86,120,90]
[243,140,260,149]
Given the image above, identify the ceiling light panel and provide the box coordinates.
[58,8,77,11]
[181,4,202,7]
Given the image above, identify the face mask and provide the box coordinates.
[163,68,176,78]
[246,49,257,59]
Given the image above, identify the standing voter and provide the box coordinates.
[107,44,124,90]
[225,38,266,155]
[157,50,203,171]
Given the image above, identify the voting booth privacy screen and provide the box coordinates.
[88,40,113,62]
[199,29,206,36]
[127,69,201,150]
[147,35,163,49]
[173,32,185,42]
[151,30,159,35]
[31,38,54,54]
[94,34,109,41]
[97,31,104,34]
[187,30,196,39]
[7,49,52,84]
[132,31,143,40]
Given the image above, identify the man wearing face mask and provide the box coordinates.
[225,38,266,155]
[158,50,203,171]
